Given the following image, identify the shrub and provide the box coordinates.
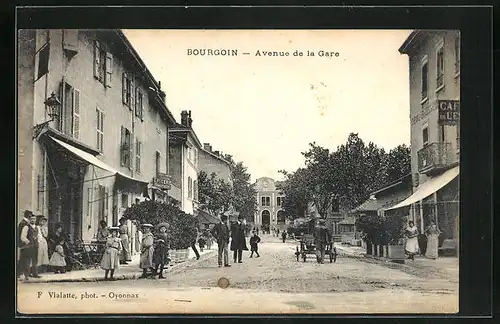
[355,212,406,246]
[123,200,198,250]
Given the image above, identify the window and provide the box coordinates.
[57,81,80,139]
[193,180,198,201]
[35,44,50,81]
[454,35,460,74]
[277,197,282,206]
[122,72,134,108]
[135,139,141,173]
[97,185,108,221]
[135,198,140,205]
[93,40,112,87]
[62,29,78,55]
[188,177,193,199]
[155,151,161,176]
[87,188,93,218]
[121,193,129,208]
[261,197,271,207]
[436,44,445,89]
[422,126,429,146]
[421,61,428,101]
[120,126,132,168]
[96,108,104,153]
[135,86,143,120]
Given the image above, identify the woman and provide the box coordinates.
[48,223,73,271]
[139,224,155,279]
[405,221,420,260]
[100,226,121,281]
[36,216,50,272]
[153,223,170,279]
[118,217,132,265]
[96,220,110,256]
[425,221,441,259]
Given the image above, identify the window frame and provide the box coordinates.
[96,107,104,153]
[454,34,460,76]
[435,39,445,92]
[35,43,50,82]
[120,126,132,168]
[135,138,141,173]
[422,122,429,147]
[420,55,429,103]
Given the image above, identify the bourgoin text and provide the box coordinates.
[186,49,340,58]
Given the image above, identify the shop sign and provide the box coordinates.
[438,100,460,125]
[153,173,171,190]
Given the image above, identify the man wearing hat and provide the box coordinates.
[19,211,41,279]
[17,210,31,278]
[211,215,231,267]
[230,215,248,264]
[139,224,155,278]
[313,218,332,264]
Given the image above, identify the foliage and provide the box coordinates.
[276,168,312,219]
[230,162,257,223]
[355,212,406,245]
[122,200,198,249]
[198,171,233,216]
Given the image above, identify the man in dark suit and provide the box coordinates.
[314,218,332,264]
[211,215,231,267]
[17,210,31,278]
[230,216,248,263]
[19,211,41,279]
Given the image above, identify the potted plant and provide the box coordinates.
[381,212,406,260]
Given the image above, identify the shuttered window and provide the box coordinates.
[94,40,113,87]
[72,89,80,139]
[58,81,81,140]
[96,108,104,153]
[122,72,134,108]
[120,126,132,168]
[135,139,141,173]
[135,86,143,120]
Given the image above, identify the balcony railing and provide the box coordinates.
[436,74,444,88]
[417,142,458,175]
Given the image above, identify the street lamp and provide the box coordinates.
[33,92,61,139]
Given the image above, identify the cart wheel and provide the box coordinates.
[302,254,307,262]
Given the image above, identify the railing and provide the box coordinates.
[436,74,444,88]
[417,142,458,175]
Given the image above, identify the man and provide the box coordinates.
[230,216,248,263]
[281,229,287,243]
[17,210,31,278]
[313,218,332,264]
[211,215,231,267]
[19,212,41,279]
[190,226,201,260]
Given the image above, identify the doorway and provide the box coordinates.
[261,210,270,231]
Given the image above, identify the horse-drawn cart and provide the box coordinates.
[295,234,337,263]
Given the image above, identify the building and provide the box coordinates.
[168,111,203,215]
[17,29,176,246]
[199,143,233,186]
[387,30,460,253]
[254,177,286,231]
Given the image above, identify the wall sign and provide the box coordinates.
[153,173,171,190]
[438,100,460,125]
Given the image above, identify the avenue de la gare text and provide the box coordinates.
[187,48,340,57]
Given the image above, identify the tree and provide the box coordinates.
[384,144,411,183]
[231,162,257,222]
[198,171,233,216]
[277,168,312,219]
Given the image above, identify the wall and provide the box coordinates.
[254,177,284,226]
[199,149,232,185]
[183,135,199,215]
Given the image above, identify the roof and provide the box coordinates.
[398,30,420,54]
[351,198,383,213]
[339,216,356,225]
[197,210,220,224]
[200,148,232,166]
[370,173,412,196]
[169,123,203,148]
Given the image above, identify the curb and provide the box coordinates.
[21,250,217,284]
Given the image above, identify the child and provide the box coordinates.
[205,230,213,250]
[49,238,67,274]
[153,223,170,279]
[139,224,155,279]
[249,231,261,258]
[198,235,206,252]
[100,226,121,281]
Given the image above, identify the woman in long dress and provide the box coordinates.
[405,221,420,260]
[425,221,441,259]
[119,218,132,265]
[36,216,50,272]
[100,227,121,281]
[139,224,155,279]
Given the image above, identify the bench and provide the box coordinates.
[438,239,457,256]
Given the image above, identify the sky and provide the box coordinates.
[123,29,412,183]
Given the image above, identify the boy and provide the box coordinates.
[249,231,261,258]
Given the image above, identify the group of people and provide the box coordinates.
[404,220,442,260]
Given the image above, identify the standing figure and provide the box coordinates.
[405,221,420,260]
[118,218,132,265]
[17,210,31,279]
[139,224,155,279]
[230,216,249,263]
[190,227,201,260]
[48,224,73,271]
[425,221,441,259]
[205,230,213,250]
[198,235,206,252]
[100,227,121,281]
[36,216,50,273]
[19,212,41,279]
[313,219,332,264]
[96,220,110,257]
[49,238,67,274]
[153,223,171,279]
[249,231,261,258]
[211,215,231,267]
[281,230,287,243]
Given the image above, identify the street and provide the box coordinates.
[17,235,458,314]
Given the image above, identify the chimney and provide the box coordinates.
[214,150,220,156]
[181,111,189,126]
[203,143,211,151]
[188,110,193,128]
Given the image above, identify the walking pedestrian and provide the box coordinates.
[100,227,121,281]
[19,212,41,279]
[405,221,420,260]
[153,223,170,279]
[230,216,248,263]
[49,237,67,274]
[249,231,261,258]
[424,221,441,260]
[139,224,155,279]
[36,216,50,273]
[313,219,332,264]
[211,215,231,267]
[281,230,287,243]
[119,218,132,265]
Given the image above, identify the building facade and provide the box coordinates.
[392,30,460,252]
[254,177,286,231]
[168,111,202,215]
[199,143,233,186]
[18,29,176,246]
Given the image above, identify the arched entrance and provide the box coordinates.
[261,210,270,233]
[277,210,285,225]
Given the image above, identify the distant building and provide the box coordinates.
[254,177,286,231]
[199,143,233,186]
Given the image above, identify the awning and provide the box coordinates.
[384,166,459,211]
[197,210,220,224]
[49,136,148,185]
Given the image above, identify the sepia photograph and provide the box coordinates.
[17,27,461,314]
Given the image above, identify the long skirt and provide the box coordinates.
[101,248,120,270]
[140,246,154,269]
[405,236,420,255]
[37,238,50,266]
[425,234,439,259]
[120,234,132,261]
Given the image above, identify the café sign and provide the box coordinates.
[153,173,171,190]
[438,100,460,125]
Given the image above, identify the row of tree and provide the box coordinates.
[277,133,411,219]
[198,156,258,223]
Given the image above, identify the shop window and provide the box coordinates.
[97,185,108,221]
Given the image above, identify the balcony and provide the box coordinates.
[417,142,458,175]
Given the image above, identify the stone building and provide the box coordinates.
[254,177,286,232]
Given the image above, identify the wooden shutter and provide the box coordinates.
[93,40,100,79]
[129,76,135,111]
[120,126,125,166]
[122,72,127,105]
[135,86,139,117]
[57,81,65,131]
[72,88,80,139]
[127,130,132,170]
[105,52,113,87]
[87,187,93,218]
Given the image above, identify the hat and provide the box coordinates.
[156,222,170,230]
[109,226,120,231]
[24,210,34,218]
[141,223,154,228]
[36,215,47,220]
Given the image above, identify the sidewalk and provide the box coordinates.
[21,245,217,284]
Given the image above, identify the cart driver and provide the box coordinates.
[313,219,332,264]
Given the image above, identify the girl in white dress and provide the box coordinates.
[36,216,50,271]
[100,227,121,281]
[405,221,420,260]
